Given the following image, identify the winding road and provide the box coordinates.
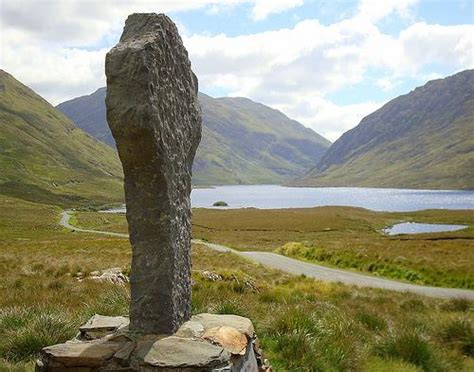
[60,211,474,300]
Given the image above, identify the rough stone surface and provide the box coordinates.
[37,313,266,371]
[78,314,130,340]
[143,336,230,368]
[174,321,205,338]
[231,342,259,371]
[202,326,248,356]
[191,313,255,338]
[105,13,202,334]
[40,336,123,368]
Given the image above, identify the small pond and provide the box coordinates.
[384,222,468,235]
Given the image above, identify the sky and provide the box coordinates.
[1,0,473,141]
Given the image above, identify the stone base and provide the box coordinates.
[36,314,271,371]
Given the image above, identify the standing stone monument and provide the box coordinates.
[36,13,269,371]
[105,13,201,334]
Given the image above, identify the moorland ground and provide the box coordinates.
[75,207,474,289]
[1,196,473,371]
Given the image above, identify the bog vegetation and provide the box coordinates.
[75,207,474,289]
[1,196,473,371]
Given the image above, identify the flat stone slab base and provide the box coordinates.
[36,314,271,371]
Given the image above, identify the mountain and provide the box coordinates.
[57,89,330,185]
[0,70,123,206]
[295,70,474,190]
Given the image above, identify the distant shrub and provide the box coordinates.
[277,242,310,256]
[212,201,228,207]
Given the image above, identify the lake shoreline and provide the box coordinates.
[103,185,474,213]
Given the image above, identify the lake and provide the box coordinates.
[105,185,474,212]
[384,222,468,235]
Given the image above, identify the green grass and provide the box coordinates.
[0,70,124,207]
[74,206,474,289]
[1,195,473,370]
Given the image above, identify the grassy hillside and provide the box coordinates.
[295,70,474,189]
[0,70,123,206]
[58,89,331,185]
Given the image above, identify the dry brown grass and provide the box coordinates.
[75,206,474,288]
[2,197,473,371]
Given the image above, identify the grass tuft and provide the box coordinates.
[438,317,473,356]
[375,329,443,371]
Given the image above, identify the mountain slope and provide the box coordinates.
[295,70,474,190]
[0,70,123,206]
[58,89,330,185]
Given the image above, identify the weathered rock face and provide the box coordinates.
[105,13,202,334]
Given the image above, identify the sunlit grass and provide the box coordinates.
[74,206,474,288]
[1,195,473,370]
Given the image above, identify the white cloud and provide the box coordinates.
[0,0,234,46]
[272,95,383,142]
[400,22,474,71]
[186,11,473,139]
[1,0,472,141]
[251,0,304,21]
[0,0,241,103]
[356,0,418,23]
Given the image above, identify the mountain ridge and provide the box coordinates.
[57,88,331,185]
[0,70,124,206]
[294,70,474,190]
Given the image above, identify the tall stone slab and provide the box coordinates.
[105,13,202,334]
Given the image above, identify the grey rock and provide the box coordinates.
[79,314,130,340]
[143,336,230,368]
[231,342,259,372]
[40,336,123,368]
[105,13,201,334]
[88,268,129,286]
[190,314,255,338]
[174,320,205,338]
[37,313,265,371]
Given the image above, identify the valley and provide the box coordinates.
[1,195,473,371]
[1,2,473,371]
[58,89,331,185]
[74,206,474,290]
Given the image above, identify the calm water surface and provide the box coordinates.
[106,185,474,212]
[384,222,468,235]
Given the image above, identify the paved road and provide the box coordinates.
[60,211,474,300]
[60,211,128,238]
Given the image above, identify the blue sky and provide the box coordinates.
[1,0,473,140]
